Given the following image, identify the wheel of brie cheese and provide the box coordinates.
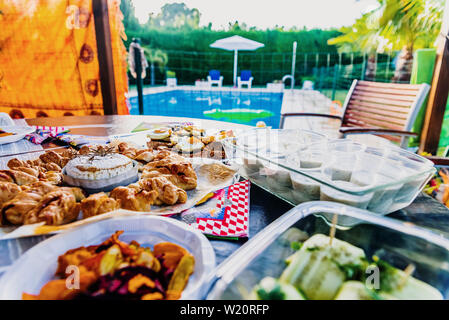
[63,153,138,193]
[65,154,134,180]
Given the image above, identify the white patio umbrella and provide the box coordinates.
[210,35,264,86]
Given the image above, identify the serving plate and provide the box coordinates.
[0,125,35,145]
[0,216,216,300]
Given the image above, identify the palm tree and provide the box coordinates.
[378,0,443,81]
[143,48,168,86]
[329,0,443,82]
[328,10,387,80]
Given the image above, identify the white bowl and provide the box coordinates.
[0,215,216,300]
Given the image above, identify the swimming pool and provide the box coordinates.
[129,89,283,128]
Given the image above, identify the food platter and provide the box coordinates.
[0,124,239,240]
[0,216,216,300]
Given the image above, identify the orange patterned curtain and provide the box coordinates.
[0,0,129,118]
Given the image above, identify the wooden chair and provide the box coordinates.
[279,80,431,148]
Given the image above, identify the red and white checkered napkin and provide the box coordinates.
[188,180,250,238]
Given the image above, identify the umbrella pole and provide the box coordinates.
[233,49,238,87]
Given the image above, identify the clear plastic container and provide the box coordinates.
[207,202,449,300]
[223,133,435,225]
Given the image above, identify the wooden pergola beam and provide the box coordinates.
[420,0,449,154]
[92,0,118,115]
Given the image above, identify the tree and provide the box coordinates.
[120,0,140,31]
[143,47,168,85]
[377,0,443,81]
[328,0,444,82]
[147,3,200,29]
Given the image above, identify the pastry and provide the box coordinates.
[39,151,70,168]
[109,186,156,212]
[116,142,141,159]
[40,171,63,185]
[7,158,27,169]
[1,182,83,226]
[15,167,39,177]
[42,162,62,172]
[134,150,155,163]
[59,187,86,202]
[0,181,21,203]
[0,169,39,185]
[8,155,62,172]
[80,192,120,219]
[1,182,56,225]
[142,151,197,190]
[0,182,22,223]
[23,189,80,225]
[201,141,226,160]
[136,176,187,206]
[143,125,232,160]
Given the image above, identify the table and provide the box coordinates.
[1,115,448,275]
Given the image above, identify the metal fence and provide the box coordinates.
[130,50,404,102]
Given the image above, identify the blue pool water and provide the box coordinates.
[129,90,283,128]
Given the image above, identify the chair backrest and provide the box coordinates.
[341,80,430,144]
[240,70,252,81]
[209,70,221,81]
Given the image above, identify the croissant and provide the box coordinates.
[60,187,86,202]
[43,162,62,172]
[0,170,39,185]
[39,151,72,168]
[0,181,21,204]
[109,186,157,212]
[15,167,39,177]
[2,191,44,225]
[40,171,63,185]
[0,182,22,225]
[1,182,70,225]
[78,145,91,155]
[39,151,63,166]
[7,158,28,169]
[134,151,155,162]
[23,190,80,225]
[8,157,62,178]
[142,151,197,190]
[60,148,77,159]
[136,177,187,206]
[80,192,120,219]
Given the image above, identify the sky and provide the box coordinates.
[131,0,380,30]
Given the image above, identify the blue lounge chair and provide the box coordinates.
[207,70,223,87]
[238,70,253,88]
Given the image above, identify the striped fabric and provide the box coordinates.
[26,126,69,144]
